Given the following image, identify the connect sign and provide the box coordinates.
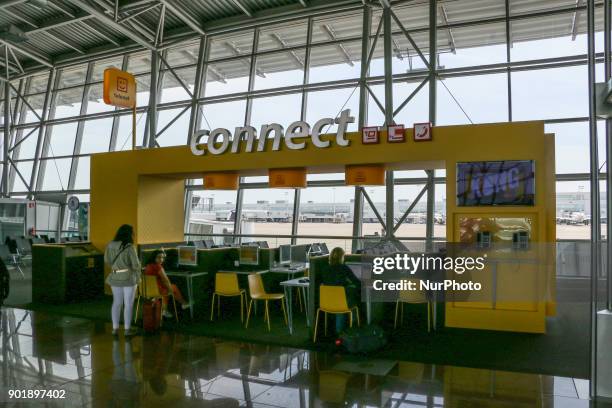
[103,68,136,108]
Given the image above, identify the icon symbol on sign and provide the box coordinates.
[413,123,432,142]
[117,77,128,92]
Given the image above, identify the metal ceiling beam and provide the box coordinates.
[224,42,265,77]
[230,0,252,18]
[81,20,120,46]
[0,39,52,67]
[43,31,86,54]
[65,0,155,50]
[160,0,206,36]
[298,0,307,6]
[0,0,27,8]
[25,11,93,35]
[2,7,38,28]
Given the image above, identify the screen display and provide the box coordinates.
[279,244,291,264]
[177,246,198,266]
[457,160,535,206]
[239,246,259,265]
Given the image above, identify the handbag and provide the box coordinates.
[107,245,132,284]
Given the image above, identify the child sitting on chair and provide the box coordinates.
[144,250,191,318]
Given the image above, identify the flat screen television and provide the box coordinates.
[456,160,535,206]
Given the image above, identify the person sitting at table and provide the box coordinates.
[144,250,191,318]
[320,247,362,333]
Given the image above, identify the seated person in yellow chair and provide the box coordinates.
[320,247,362,333]
[144,250,191,318]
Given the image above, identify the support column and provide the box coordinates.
[605,0,612,313]
[353,5,371,251]
[291,189,300,245]
[2,48,9,198]
[147,50,159,148]
[185,37,208,236]
[30,69,57,197]
[382,4,394,238]
[587,0,600,398]
[426,0,437,250]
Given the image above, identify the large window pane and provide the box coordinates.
[23,94,44,124]
[134,75,151,107]
[86,87,114,114]
[437,73,508,125]
[438,23,507,69]
[510,13,587,61]
[14,131,38,160]
[209,30,254,61]
[156,108,190,147]
[199,99,247,130]
[11,160,33,193]
[53,87,83,119]
[116,113,146,151]
[308,41,361,84]
[512,65,587,121]
[258,21,308,52]
[311,11,363,44]
[254,50,305,90]
[127,51,151,75]
[45,123,77,157]
[546,121,606,174]
[166,40,200,67]
[204,59,251,97]
[368,81,429,128]
[40,158,71,191]
[250,94,301,131]
[74,156,90,190]
[242,188,295,244]
[305,87,359,133]
[57,64,87,89]
[298,186,355,236]
[81,118,113,154]
[160,66,196,103]
[27,74,50,94]
[188,189,237,244]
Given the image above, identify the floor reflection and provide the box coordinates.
[0,307,604,407]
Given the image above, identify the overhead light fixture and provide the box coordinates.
[0,24,27,43]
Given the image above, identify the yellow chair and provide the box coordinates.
[211,273,246,322]
[245,273,287,331]
[394,279,431,331]
[134,275,178,325]
[313,285,360,342]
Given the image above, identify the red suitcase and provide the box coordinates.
[142,298,161,333]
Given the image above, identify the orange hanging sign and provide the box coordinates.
[345,164,386,186]
[204,173,239,190]
[103,68,136,108]
[268,168,307,188]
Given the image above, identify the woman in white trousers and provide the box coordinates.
[104,224,141,337]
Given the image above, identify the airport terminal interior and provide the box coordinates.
[0,0,612,406]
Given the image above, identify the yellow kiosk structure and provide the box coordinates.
[90,120,555,334]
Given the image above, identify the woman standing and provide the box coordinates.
[105,224,141,337]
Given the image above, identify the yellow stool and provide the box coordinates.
[245,273,287,331]
[313,285,360,342]
[211,272,246,322]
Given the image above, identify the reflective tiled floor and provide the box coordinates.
[0,307,606,407]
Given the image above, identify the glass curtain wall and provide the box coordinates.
[1,1,604,245]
